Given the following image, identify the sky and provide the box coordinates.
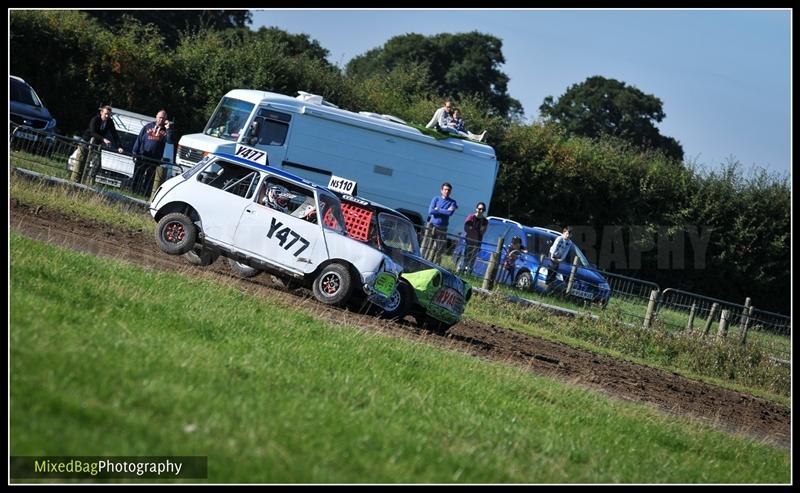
[250,8,791,177]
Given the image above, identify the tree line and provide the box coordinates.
[9,10,790,314]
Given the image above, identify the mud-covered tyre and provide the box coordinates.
[376,280,413,320]
[224,257,260,278]
[312,263,353,306]
[155,212,196,255]
[184,245,219,266]
[421,315,455,334]
[514,271,533,291]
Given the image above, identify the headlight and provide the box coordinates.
[599,282,610,291]
[45,118,57,130]
[382,256,402,276]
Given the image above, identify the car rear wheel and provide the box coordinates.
[312,263,353,306]
[184,245,219,266]
[224,257,260,278]
[155,212,196,255]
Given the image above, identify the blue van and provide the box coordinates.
[470,217,611,305]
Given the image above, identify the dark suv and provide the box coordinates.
[10,75,57,147]
[470,217,611,305]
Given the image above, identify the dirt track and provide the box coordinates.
[10,198,791,448]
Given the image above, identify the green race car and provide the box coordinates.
[332,191,472,331]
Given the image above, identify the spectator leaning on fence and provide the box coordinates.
[85,105,124,153]
[132,109,174,195]
[546,226,573,289]
[428,182,458,264]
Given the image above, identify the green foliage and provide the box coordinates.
[540,76,684,161]
[346,31,522,118]
[86,10,252,48]
[173,27,348,131]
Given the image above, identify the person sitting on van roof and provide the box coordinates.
[426,100,453,130]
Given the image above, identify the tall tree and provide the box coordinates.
[86,10,252,48]
[346,31,522,119]
[540,76,684,162]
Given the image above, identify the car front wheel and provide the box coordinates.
[514,271,533,292]
[376,280,413,321]
[155,212,196,255]
[312,263,353,306]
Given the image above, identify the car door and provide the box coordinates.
[188,158,261,246]
[233,176,327,275]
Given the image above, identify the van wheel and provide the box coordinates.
[312,263,353,306]
[376,280,413,320]
[514,271,533,292]
[224,257,260,278]
[155,212,196,255]
[184,245,219,266]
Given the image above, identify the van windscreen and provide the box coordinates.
[204,97,255,142]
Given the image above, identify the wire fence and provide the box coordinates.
[10,123,188,200]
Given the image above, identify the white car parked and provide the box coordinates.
[149,146,401,308]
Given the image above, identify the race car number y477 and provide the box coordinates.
[267,217,310,257]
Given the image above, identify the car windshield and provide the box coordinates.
[318,190,347,235]
[204,97,254,141]
[10,78,43,107]
[378,213,420,254]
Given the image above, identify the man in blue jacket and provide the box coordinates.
[427,182,458,264]
[132,109,173,195]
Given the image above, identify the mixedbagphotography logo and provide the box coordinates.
[10,456,207,480]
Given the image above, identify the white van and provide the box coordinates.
[175,90,499,231]
[93,108,177,188]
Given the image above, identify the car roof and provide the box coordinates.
[487,216,559,237]
[211,152,324,192]
[336,193,412,222]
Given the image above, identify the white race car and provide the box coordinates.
[149,145,401,308]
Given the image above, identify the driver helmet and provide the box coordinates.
[265,184,295,213]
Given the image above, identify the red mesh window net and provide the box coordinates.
[340,203,373,242]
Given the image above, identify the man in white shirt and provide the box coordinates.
[425,100,453,129]
[545,226,573,289]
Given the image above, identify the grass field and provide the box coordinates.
[9,234,790,483]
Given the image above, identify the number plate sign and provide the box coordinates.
[373,272,396,298]
[433,287,464,313]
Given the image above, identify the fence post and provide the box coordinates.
[419,224,433,260]
[739,305,754,346]
[739,297,751,327]
[482,236,504,291]
[643,289,659,329]
[702,302,719,337]
[532,253,544,291]
[70,145,87,183]
[150,165,166,199]
[565,255,579,295]
[717,310,730,340]
[686,302,697,332]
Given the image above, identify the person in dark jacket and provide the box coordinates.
[85,105,124,153]
[459,201,488,274]
[131,109,174,195]
[77,105,124,182]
